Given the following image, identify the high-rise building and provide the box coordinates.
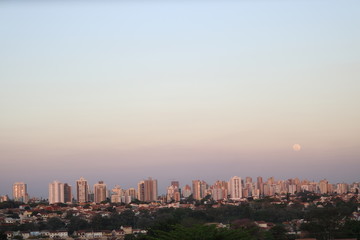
[127,188,137,200]
[182,184,192,198]
[319,179,329,194]
[137,181,145,202]
[12,182,28,203]
[122,188,136,204]
[64,183,72,203]
[336,183,349,194]
[49,181,64,204]
[137,178,157,202]
[171,181,179,188]
[0,195,9,202]
[245,177,252,184]
[192,180,208,200]
[76,177,89,203]
[267,177,275,185]
[210,180,228,201]
[94,181,107,203]
[111,185,123,203]
[229,176,242,200]
[257,176,264,196]
[192,180,201,200]
[144,177,158,202]
[166,181,180,202]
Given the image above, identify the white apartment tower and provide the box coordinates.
[94,181,107,203]
[229,176,242,200]
[49,181,64,204]
[12,182,28,203]
[76,177,89,203]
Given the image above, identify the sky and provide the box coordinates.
[0,0,359,198]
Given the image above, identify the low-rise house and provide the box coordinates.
[111,230,125,238]
[121,226,132,235]
[21,231,30,239]
[132,229,147,235]
[75,230,104,239]
[49,230,69,238]
[254,221,275,230]
[5,231,14,239]
[4,217,19,224]
[40,230,50,237]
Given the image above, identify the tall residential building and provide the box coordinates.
[144,177,158,202]
[319,179,329,194]
[336,183,349,194]
[192,180,201,200]
[94,181,107,203]
[138,181,145,201]
[49,181,64,204]
[257,176,264,196]
[111,185,123,203]
[127,188,137,200]
[229,176,242,200]
[171,181,179,188]
[0,195,9,202]
[245,177,252,184]
[64,183,72,203]
[12,182,28,203]
[267,177,275,185]
[182,184,192,198]
[166,181,180,202]
[137,178,158,202]
[76,177,89,203]
[192,180,208,200]
[210,180,228,201]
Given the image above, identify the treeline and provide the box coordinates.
[1,196,359,239]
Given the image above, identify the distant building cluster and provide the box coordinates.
[1,177,359,204]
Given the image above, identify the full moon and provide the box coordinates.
[293,144,301,151]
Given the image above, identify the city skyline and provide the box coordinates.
[1,0,359,198]
[1,175,359,200]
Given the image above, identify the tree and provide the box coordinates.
[301,205,353,240]
[124,234,137,240]
[90,214,110,230]
[268,225,288,240]
[67,216,90,234]
[47,217,65,231]
[147,224,256,240]
[336,220,360,239]
[0,231,7,240]
[0,200,22,209]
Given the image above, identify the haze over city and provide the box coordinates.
[0,0,359,198]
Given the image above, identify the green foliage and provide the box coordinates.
[336,220,360,238]
[124,234,137,240]
[230,219,262,239]
[17,222,39,231]
[0,231,7,240]
[67,216,90,233]
[300,204,356,240]
[100,198,111,204]
[90,214,110,230]
[88,210,137,230]
[268,225,288,240]
[1,196,358,240]
[147,224,255,240]
[46,217,65,230]
[296,191,320,202]
[0,201,22,209]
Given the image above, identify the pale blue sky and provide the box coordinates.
[0,0,359,197]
